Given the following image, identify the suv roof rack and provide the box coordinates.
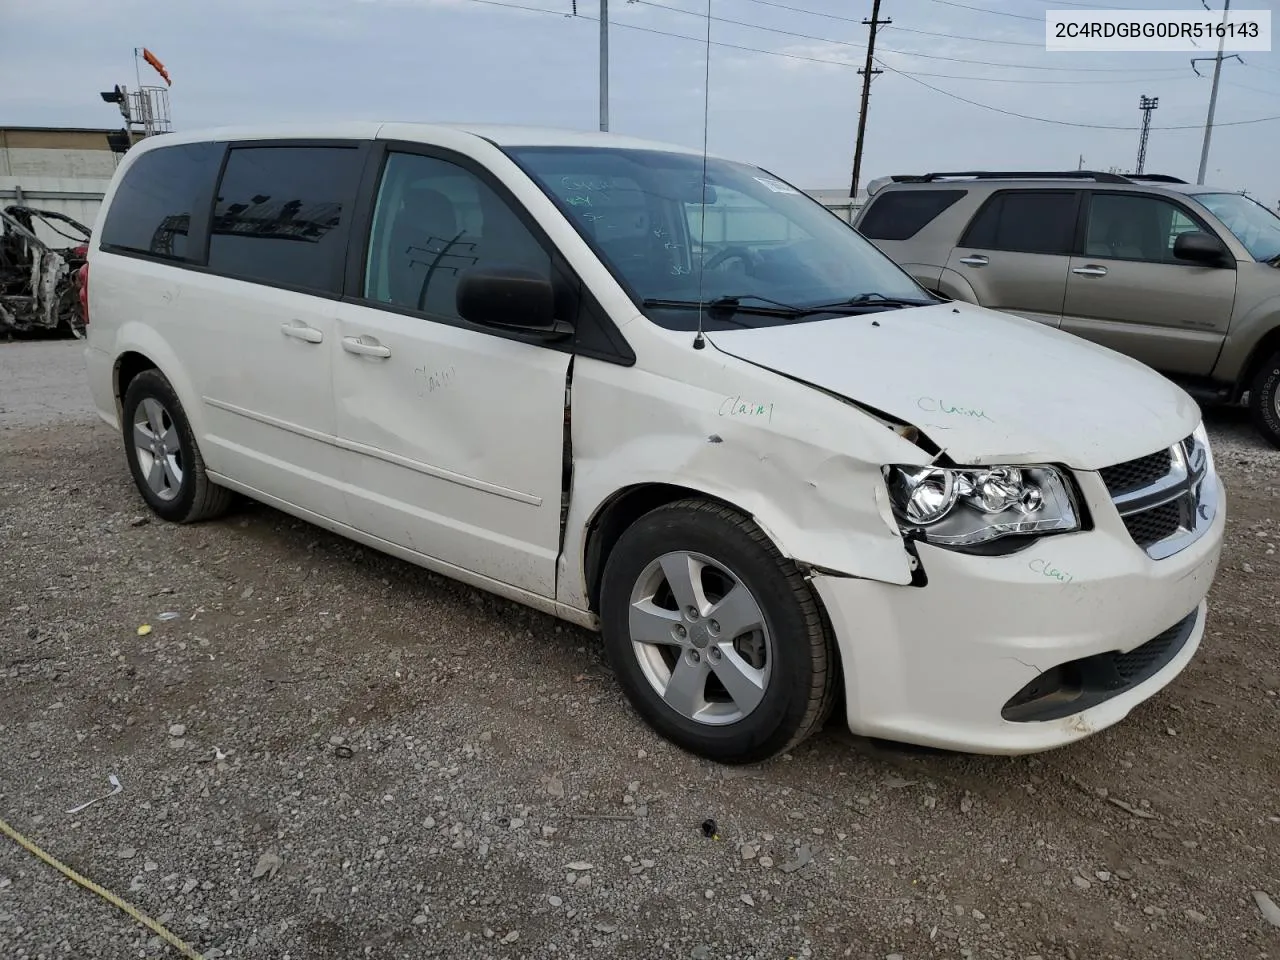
[884,170,1190,187]
[889,170,1132,184]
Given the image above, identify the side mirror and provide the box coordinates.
[456,265,567,336]
[1173,230,1230,266]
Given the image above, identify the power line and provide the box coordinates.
[628,0,1189,72]
[456,0,861,66]
[877,59,1280,130]
[732,0,1043,44]
[903,68,1199,85]
[728,0,867,24]
[631,0,1043,49]
[1223,78,1280,98]
[928,0,1039,20]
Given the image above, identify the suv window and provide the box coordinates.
[98,142,222,261]
[858,189,966,241]
[363,152,550,319]
[1084,193,1204,263]
[207,145,364,295]
[960,191,1077,256]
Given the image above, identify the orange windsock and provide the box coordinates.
[142,48,171,86]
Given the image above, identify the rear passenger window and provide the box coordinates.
[207,145,364,295]
[98,142,222,261]
[858,189,966,241]
[961,192,1078,256]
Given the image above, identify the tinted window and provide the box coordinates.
[1085,193,1207,263]
[207,145,363,294]
[364,152,550,319]
[99,142,222,261]
[858,189,966,241]
[961,192,1077,255]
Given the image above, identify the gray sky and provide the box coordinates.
[4,0,1278,199]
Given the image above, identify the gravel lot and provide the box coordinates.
[2,340,1278,960]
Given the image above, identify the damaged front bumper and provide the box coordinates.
[811,473,1226,755]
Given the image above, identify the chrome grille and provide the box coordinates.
[1099,450,1173,496]
[1099,431,1216,560]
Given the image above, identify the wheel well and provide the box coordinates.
[580,482,847,711]
[583,483,732,615]
[1237,328,1280,402]
[114,351,157,414]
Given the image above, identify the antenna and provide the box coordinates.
[692,0,712,350]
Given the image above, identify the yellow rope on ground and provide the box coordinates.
[0,815,206,960]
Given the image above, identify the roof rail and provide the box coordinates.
[889,170,1132,185]
[1124,173,1188,184]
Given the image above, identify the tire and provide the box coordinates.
[1249,351,1280,450]
[121,369,233,523]
[599,498,838,764]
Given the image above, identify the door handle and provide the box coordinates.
[959,255,989,267]
[1071,265,1109,277]
[280,322,323,343]
[342,336,392,359]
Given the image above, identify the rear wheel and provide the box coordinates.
[122,370,233,523]
[599,499,838,764]
[1248,351,1280,449]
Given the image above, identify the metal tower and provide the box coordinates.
[1135,95,1158,175]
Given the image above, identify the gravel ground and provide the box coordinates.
[1,341,1278,960]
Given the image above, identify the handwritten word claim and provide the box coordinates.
[414,364,457,397]
[719,396,774,421]
[1028,558,1073,583]
[916,397,994,422]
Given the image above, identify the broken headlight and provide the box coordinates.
[883,465,1078,548]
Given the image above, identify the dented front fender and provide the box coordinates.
[557,337,930,612]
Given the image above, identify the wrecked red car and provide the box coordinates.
[0,205,91,339]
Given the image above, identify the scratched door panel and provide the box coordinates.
[331,301,570,597]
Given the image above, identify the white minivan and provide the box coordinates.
[83,123,1225,763]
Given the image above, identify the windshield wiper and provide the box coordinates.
[804,292,939,311]
[641,291,938,321]
[641,295,805,318]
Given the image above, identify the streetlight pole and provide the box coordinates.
[599,0,610,132]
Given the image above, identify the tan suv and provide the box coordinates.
[853,171,1280,447]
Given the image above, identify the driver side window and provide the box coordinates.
[364,152,550,321]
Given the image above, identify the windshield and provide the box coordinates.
[1193,192,1280,262]
[504,146,929,330]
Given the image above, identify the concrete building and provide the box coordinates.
[0,126,119,179]
[1,126,118,247]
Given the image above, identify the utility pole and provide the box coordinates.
[1135,95,1158,174]
[1193,0,1239,185]
[848,0,889,201]
[599,0,610,132]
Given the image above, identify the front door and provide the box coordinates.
[332,147,571,598]
[1060,191,1236,377]
[943,189,1079,326]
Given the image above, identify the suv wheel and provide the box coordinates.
[122,370,233,523]
[1249,351,1280,449]
[599,499,838,764]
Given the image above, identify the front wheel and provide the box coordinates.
[1248,351,1280,449]
[599,499,838,764]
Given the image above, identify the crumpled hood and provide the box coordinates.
[707,302,1202,470]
